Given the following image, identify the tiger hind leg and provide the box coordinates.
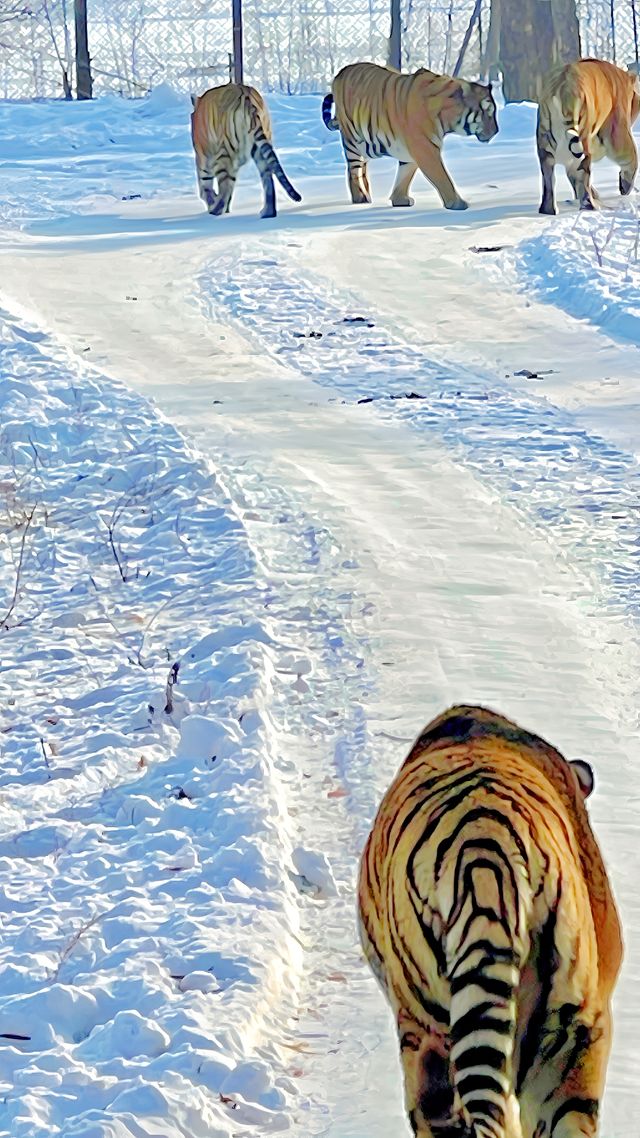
[391,161,418,207]
[518,1011,610,1138]
[563,127,597,211]
[342,135,371,204]
[398,1017,463,1137]
[257,168,276,219]
[605,125,638,196]
[250,140,277,218]
[536,110,557,215]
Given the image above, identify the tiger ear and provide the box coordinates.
[191,95,199,109]
[571,759,595,799]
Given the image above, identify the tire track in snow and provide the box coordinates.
[202,246,640,647]
[204,453,406,1137]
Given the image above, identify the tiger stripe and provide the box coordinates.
[358,704,622,1138]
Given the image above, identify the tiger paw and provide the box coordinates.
[619,174,634,196]
[391,196,415,207]
[446,197,468,211]
[260,207,277,219]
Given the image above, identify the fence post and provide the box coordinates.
[610,0,616,62]
[74,0,92,99]
[232,0,244,84]
[388,0,402,70]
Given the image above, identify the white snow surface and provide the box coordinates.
[0,86,639,1138]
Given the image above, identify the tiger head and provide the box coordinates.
[453,81,498,143]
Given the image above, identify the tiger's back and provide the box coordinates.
[358,705,622,1138]
[190,82,301,218]
[537,58,640,213]
[191,82,271,166]
[329,63,443,163]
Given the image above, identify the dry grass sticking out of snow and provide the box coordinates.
[0,303,305,1138]
[515,203,640,346]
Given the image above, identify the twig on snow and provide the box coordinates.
[0,504,37,631]
[164,661,180,714]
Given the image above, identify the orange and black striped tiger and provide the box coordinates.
[537,58,640,214]
[358,704,622,1138]
[190,82,301,218]
[322,61,498,210]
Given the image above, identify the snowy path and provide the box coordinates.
[4,238,640,1136]
[1,91,640,1138]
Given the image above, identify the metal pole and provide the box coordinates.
[610,0,616,62]
[74,0,92,100]
[388,0,402,70]
[232,0,243,85]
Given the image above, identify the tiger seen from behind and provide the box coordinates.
[358,704,622,1138]
[190,82,301,219]
[322,62,498,211]
[537,58,640,214]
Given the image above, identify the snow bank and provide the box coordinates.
[0,305,302,1137]
[516,207,640,345]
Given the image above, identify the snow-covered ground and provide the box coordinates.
[0,85,639,1138]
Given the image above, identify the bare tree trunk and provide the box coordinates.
[74,0,92,99]
[483,0,501,81]
[498,0,580,103]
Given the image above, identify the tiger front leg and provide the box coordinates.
[391,161,418,207]
[406,138,467,210]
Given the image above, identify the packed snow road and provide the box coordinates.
[0,88,639,1138]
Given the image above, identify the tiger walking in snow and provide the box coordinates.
[190,82,301,219]
[359,704,622,1138]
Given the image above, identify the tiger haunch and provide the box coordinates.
[537,58,640,215]
[358,704,623,1138]
[190,82,301,219]
[322,61,498,211]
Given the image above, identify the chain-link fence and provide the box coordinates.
[1,1,639,101]
[579,0,640,65]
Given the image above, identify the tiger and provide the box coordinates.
[358,704,622,1138]
[190,82,301,219]
[536,58,640,214]
[321,61,498,211]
